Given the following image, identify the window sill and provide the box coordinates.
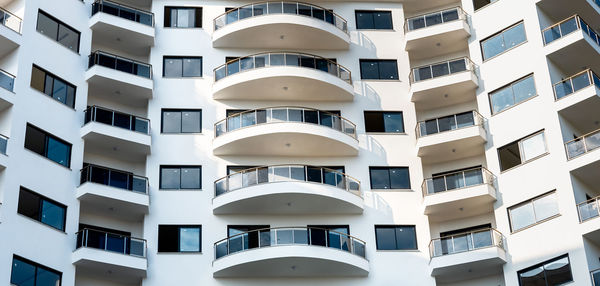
[17,213,67,234]
[24,149,72,171]
[510,214,561,234]
[30,87,77,111]
[500,152,549,174]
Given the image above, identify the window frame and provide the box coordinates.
[359,59,399,80]
[363,111,405,133]
[480,21,527,61]
[488,73,538,115]
[161,109,202,134]
[24,123,72,168]
[11,255,62,286]
[473,0,499,11]
[17,187,67,231]
[36,10,80,53]
[30,64,77,109]
[157,225,202,253]
[162,56,203,78]
[159,165,202,190]
[374,225,418,251]
[369,166,411,190]
[508,190,560,233]
[164,6,202,28]
[498,130,548,172]
[517,254,573,286]
[354,10,394,30]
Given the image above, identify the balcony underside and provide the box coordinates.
[213,245,369,277]
[0,25,20,58]
[546,31,600,76]
[417,125,486,163]
[0,154,6,170]
[557,85,600,133]
[405,21,470,60]
[72,248,146,283]
[90,13,154,58]
[77,182,148,221]
[81,122,151,156]
[430,247,506,283]
[411,72,478,111]
[85,65,153,106]
[424,184,496,222]
[0,85,14,111]
[536,0,600,29]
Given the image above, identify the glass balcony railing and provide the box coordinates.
[214,227,366,260]
[92,0,154,27]
[214,51,351,83]
[214,1,348,33]
[416,110,484,138]
[0,134,7,155]
[214,107,357,139]
[0,68,15,92]
[592,268,600,286]
[84,105,150,135]
[214,164,361,197]
[410,57,476,84]
[80,164,149,194]
[0,7,22,34]
[88,50,152,79]
[577,196,600,222]
[543,15,600,47]
[76,228,146,257]
[404,6,467,32]
[565,128,600,160]
[553,69,600,100]
[429,228,504,258]
[422,167,495,197]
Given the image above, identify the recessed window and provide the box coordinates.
[474,0,498,10]
[164,7,202,28]
[360,59,399,80]
[158,225,202,252]
[364,111,404,133]
[18,187,66,231]
[518,255,573,286]
[163,57,202,77]
[508,191,559,232]
[369,167,410,189]
[498,130,547,171]
[481,21,526,60]
[36,10,80,52]
[11,255,62,286]
[160,166,201,190]
[24,124,72,168]
[30,65,76,108]
[355,10,393,30]
[375,225,417,250]
[489,74,536,114]
[161,109,202,133]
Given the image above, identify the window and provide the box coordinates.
[364,111,404,133]
[36,10,80,52]
[11,255,62,286]
[360,60,399,80]
[164,7,202,28]
[375,225,417,250]
[498,131,547,171]
[24,124,72,168]
[161,109,202,133]
[158,225,201,252]
[18,187,66,231]
[474,0,498,10]
[355,10,393,29]
[369,167,410,189]
[163,57,202,77]
[307,225,350,248]
[518,255,573,286]
[160,166,201,189]
[509,191,559,232]
[481,22,526,60]
[489,74,536,114]
[30,65,76,108]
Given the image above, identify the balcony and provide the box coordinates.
[577,196,600,246]
[81,106,151,156]
[213,165,362,214]
[422,167,496,221]
[416,111,486,163]
[77,164,149,219]
[90,0,155,55]
[429,228,506,281]
[536,0,600,35]
[543,15,600,76]
[213,52,353,101]
[592,268,600,286]
[404,7,470,60]
[213,107,358,156]
[0,134,7,169]
[86,51,153,101]
[73,229,147,281]
[0,68,15,109]
[0,7,21,52]
[213,1,349,49]
[410,57,478,110]
[213,227,368,277]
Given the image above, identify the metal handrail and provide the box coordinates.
[577,195,600,222]
[213,226,367,260]
[83,105,150,135]
[76,228,147,257]
[0,133,7,155]
[404,6,467,32]
[213,51,352,84]
[0,6,22,33]
[213,106,357,139]
[409,57,476,84]
[428,228,504,258]
[553,69,600,100]
[421,167,495,197]
[0,67,15,92]
[565,127,600,160]
[88,50,152,79]
[213,1,348,33]
[415,110,485,138]
[542,14,600,47]
[214,164,361,197]
[79,163,149,194]
[92,0,154,27]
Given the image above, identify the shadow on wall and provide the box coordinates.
[351,31,377,54]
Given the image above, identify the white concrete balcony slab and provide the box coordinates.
[0,7,21,57]
[213,165,362,214]
[212,1,349,49]
[213,52,353,101]
[213,227,369,277]
[213,107,358,156]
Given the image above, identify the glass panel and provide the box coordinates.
[304,110,318,124]
[270,53,284,66]
[378,60,398,80]
[431,62,449,78]
[298,4,311,16]
[355,11,373,29]
[472,230,492,248]
[360,61,379,79]
[452,234,470,252]
[294,229,308,244]
[503,23,526,49]
[276,229,293,244]
[51,78,67,104]
[373,11,392,29]
[464,169,484,186]
[444,172,464,190]
[395,226,417,250]
[519,266,545,286]
[442,9,459,22]
[271,166,290,181]
[491,86,515,114]
[290,166,305,181]
[270,108,287,122]
[180,168,200,189]
[571,72,591,93]
[424,13,442,26]
[370,168,390,189]
[254,54,268,68]
[306,166,322,183]
[586,132,600,152]
[437,115,455,132]
[521,133,546,161]
[482,34,504,60]
[285,54,299,66]
[132,176,147,193]
[253,3,267,16]
[130,239,145,256]
[215,241,228,258]
[113,112,131,130]
[57,24,79,52]
[160,168,180,189]
[431,176,447,193]
[510,203,536,231]
[37,12,59,40]
[11,258,36,286]
[177,8,195,27]
[449,59,467,73]
[162,111,182,133]
[559,17,579,37]
[35,267,61,286]
[226,60,239,76]
[109,170,128,189]
[226,9,238,24]
[513,76,537,103]
[106,233,125,253]
[179,227,200,252]
[544,257,572,285]
[182,58,201,77]
[389,167,410,189]
[134,118,149,134]
[408,17,425,30]
[94,107,113,125]
[268,2,283,14]
[416,66,432,81]
[46,137,70,167]
[181,111,200,133]
[455,112,475,128]
[533,193,559,222]
[116,58,134,74]
[288,109,303,122]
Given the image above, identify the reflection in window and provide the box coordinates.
[518,255,572,286]
[364,111,404,133]
[11,255,62,286]
[30,65,76,108]
[163,57,202,77]
[160,166,201,189]
[375,225,417,250]
[24,124,72,167]
[36,10,80,52]
[489,74,536,114]
[162,109,202,133]
[509,191,559,232]
[498,131,547,171]
[481,22,526,60]
[164,7,202,28]
[158,225,202,252]
[360,59,398,80]
[369,167,410,189]
[355,10,393,29]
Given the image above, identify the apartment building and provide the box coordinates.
[0,0,598,285]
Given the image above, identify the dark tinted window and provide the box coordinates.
[158,225,201,252]
[163,57,202,77]
[518,255,572,286]
[11,255,62,286]
[24,124,72,168]
[160,166,201,189]
[355,10,393,29]
[164,7,202,28]
[30,65,76,108]
[18,187,66,231]
[364,111,404,133]
[36,10,80,52]
[161,109,202,133]
[375,225,417,250]
[474,0,498,10]
[369,167,410,189]
[360,60,398,80]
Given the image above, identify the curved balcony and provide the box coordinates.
[213,107,358,156]
[213,227,368,277]
[213,1,349,49]
[213,165,362,214]
[213,52,353,101]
